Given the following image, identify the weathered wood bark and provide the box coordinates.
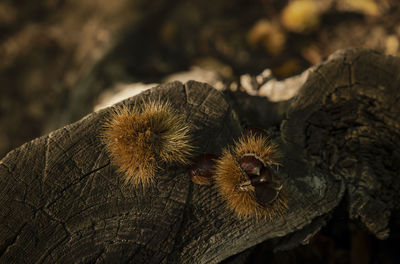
[281,49,400,240]
[1,49,399,263]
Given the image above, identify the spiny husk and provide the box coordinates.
[102,100,194,187]
[214,133,287,219]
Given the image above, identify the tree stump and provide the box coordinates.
[1,49,399,263]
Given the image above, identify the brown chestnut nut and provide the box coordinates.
[254,181,283,207]
[239,155,263,176]
[238,165,282,206]
[237,165,272,191]
[251,166,272,184]
[189,153,217,185]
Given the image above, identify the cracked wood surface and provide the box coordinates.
[281,49,400,240]
[1,49,399,263]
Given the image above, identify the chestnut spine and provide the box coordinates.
[102,99,194,187]
[214,130,288,219]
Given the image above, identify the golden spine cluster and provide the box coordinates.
[102,98,287,220]
[102,100,194,187]
[214,133,288,219]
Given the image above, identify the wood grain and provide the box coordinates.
[1,49,399,263]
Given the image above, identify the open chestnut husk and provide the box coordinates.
[237,157,282,205]
[214,128,286,219]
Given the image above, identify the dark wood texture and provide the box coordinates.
[281,49,400,240]
[1,49,399,263]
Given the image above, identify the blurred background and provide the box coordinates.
[0,0,399,262]
[1,0,400,158]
